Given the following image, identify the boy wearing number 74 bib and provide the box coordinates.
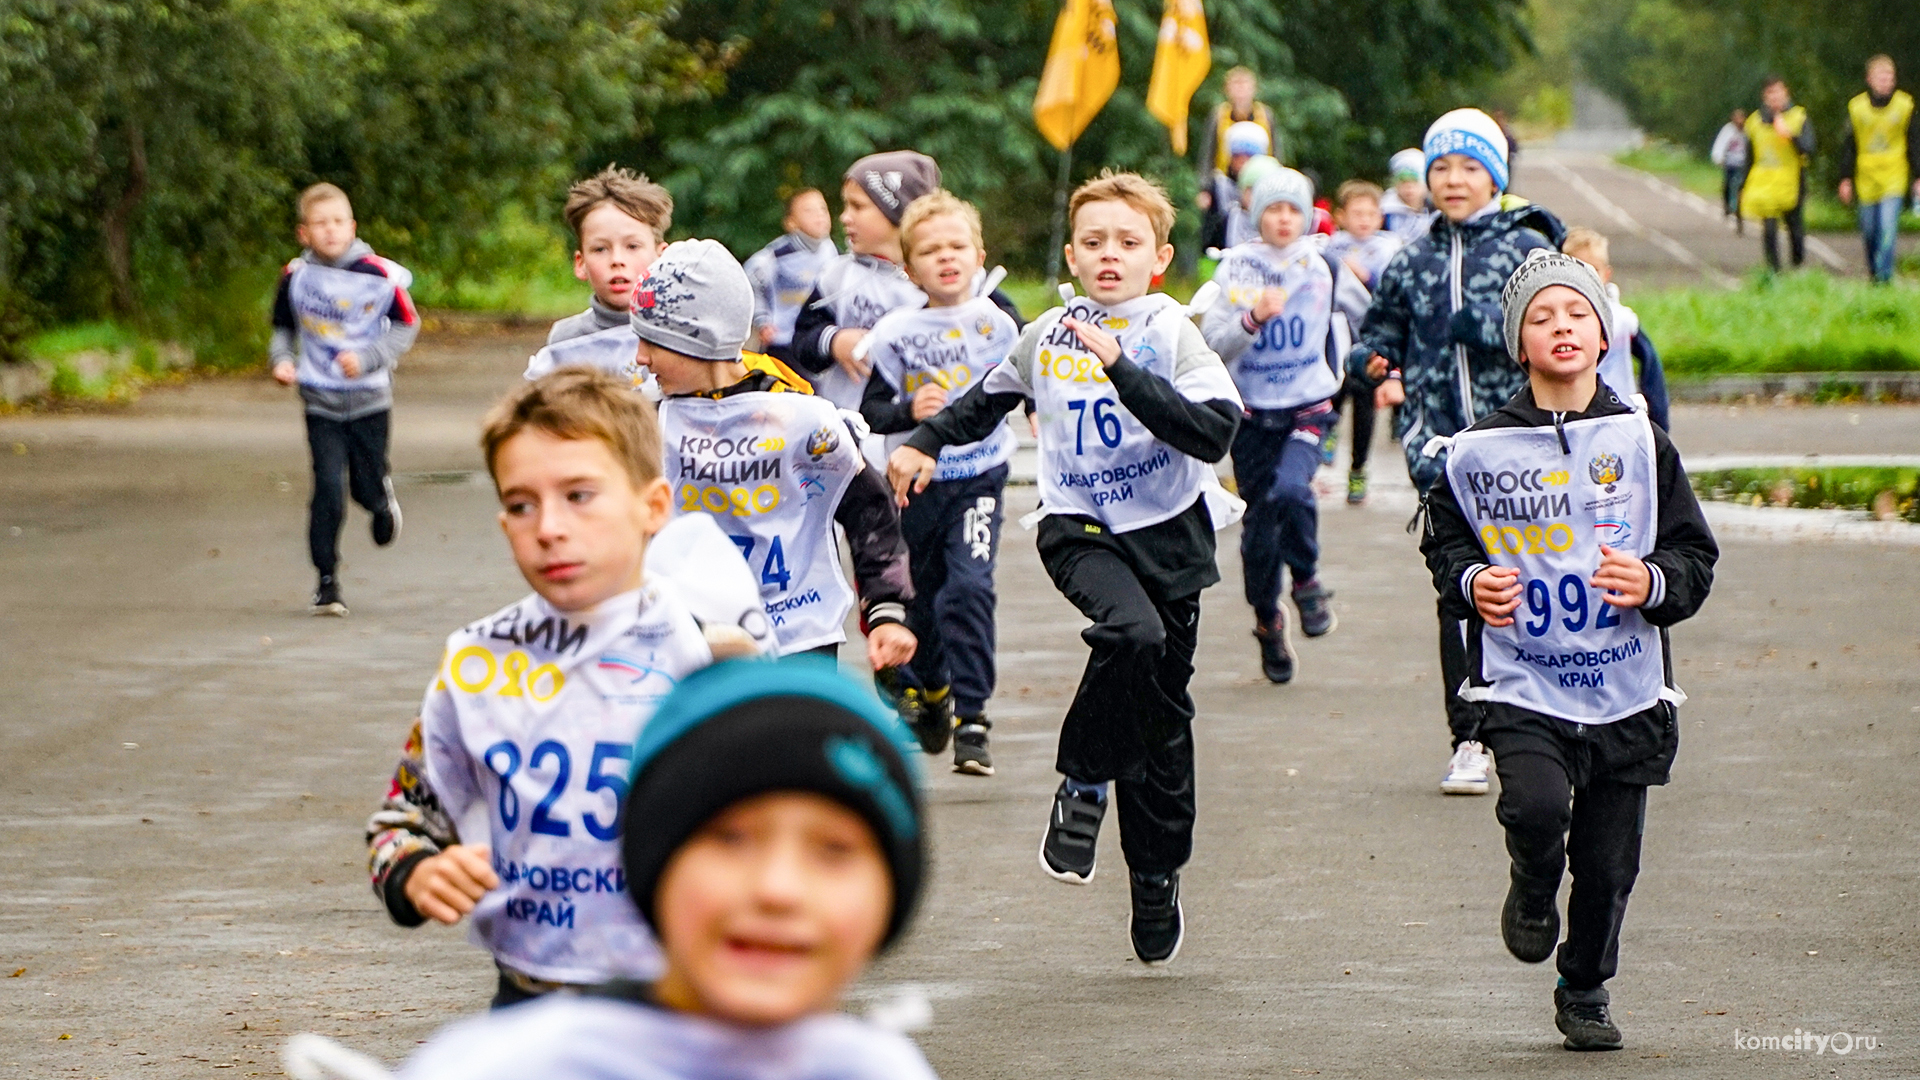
[364,369,766,1009]
[1419,251,1717,1052]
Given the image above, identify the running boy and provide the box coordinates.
[1560,228,1671,432]
[269,183,418,617]
[636,239,917,670]
[1380,148,1433,242]
[859,191,1019,775]
[364,368,760,1007]
[1420,251,1716,1051]
[1347,107,1566,797]
[745,188,840,364]
[1202,168,1368,684]
[890,172,1243,965]
[1324,179,1404,503]
[396,659,935,1079]
[525,167,672,387]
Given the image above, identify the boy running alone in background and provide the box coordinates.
[1324,179,1404,504]
[1347,108,1566,797]
[890,172,1243,965]
[745,188,840,364]
[636,239,917,672]
[1559,228,1671,432]
[364,369,760,1008]
[525,167,673,388]
[860,192,1019,775]
[1420,251,1716,1051]
[397,660,936,1079]
[1202,167,1368,684]
[269,183,417,617]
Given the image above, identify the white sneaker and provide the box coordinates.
[1440,740,1491,795]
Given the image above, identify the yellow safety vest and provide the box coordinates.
[1740,106,1808,220]
[1212,102,1276,172]
[1848,90,1914,204]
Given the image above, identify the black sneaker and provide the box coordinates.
[1555,984,1624,1051]
[1253,612,1295,684]
[952,719,993,776]
[1291,580,1336,637]
[371,479,401,547]
[1039,780,1104,884]
[1501,878,1560,963]
[311,575,348,617]
[900,686,954,755]
[1129,870,1184,965]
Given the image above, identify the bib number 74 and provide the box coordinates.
[728,533,792,591]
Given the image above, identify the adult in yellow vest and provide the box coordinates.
[1194,67,1277,207]
[1740,76,1815,271]
[1838,55,1920,283]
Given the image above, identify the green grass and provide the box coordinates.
[1631,272,1920,375]
[1690,465,1919,523]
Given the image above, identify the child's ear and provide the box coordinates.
[638,476,672,536]
[1153,242,1176,276]
[573,249,590,282]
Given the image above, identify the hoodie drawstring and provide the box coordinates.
[1552,411,1570,454]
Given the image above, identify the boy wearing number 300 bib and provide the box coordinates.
[1421,252,1717,1053]
[890,173,1243,968]
[364,370,763,1008]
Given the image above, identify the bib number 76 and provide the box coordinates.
[1066,398,1123,454]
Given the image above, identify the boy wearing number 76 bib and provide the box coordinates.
[1419,251,1717,1052]
[364,369,765,1008]
[890,172,1244,966]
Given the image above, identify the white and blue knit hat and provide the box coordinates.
[1249,167,1316,227]
[1225,120,1271,158]
[1388,147,1426,184]
[1423,108,1510,192]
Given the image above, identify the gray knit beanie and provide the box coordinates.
[845,151,941,225]
[1248,167,1316,229]
[1501,249,1613,364]
[629,239,753,361]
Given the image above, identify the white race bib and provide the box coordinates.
[1213,243,1341,410]
[809,255,925,408]
[1445,411,1672,723]
[660,392,860,653]
[868,297,1019,481]
[524,324,656,398]
[287,262,397,390]
[1030,294,1214,533]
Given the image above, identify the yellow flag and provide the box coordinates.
[1032,0,1121,152]
[1145,0,1210,155]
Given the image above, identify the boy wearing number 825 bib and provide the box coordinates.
[1420,252,1717,1052]
[860,191,1020,776]
[1202,167,1370,684]
[890,173,1243,966]
[364,369,763,1009]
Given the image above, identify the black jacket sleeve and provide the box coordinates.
[1640,427,1719,627]
[1103,355,1241,464]
[271,270,296,332]
[859,368,917,435]
[1419,469,1486,622]
[833,463,914,625]
[904,382,1028,457]
[987,287,1026,330]
[788,286,838,375]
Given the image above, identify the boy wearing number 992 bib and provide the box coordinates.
[364,369,764,1008]
[890,172,1244,966]
[1420,251,1717,1052]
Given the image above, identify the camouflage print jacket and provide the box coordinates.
[1346,196,1566,491]
[365,719,458,927]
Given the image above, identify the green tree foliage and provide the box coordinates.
[1573,0,1920,167]
[0,0,705,363]
[617,0,1526,267]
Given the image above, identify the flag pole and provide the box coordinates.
[1044,142,1074,286]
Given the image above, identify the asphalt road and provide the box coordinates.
[1,326,1915,1079]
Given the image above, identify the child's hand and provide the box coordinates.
[1343,255,1372,285]
[887,446,938,506]
[1060,317,1122,368]
[831,329,871,382]
[1592,544,1652,609]
[404,844,499,925]
[910,384,949,421]
[1252,287,1288,323]
[1374,377,1405,409]
[758,325,775,346]
[1472,565,1523,627]
[336,350,362,379]
[867,623,917,670]
[1365,353,1391,380]
[271,361,297,387]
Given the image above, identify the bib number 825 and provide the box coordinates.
[483,739,633,840]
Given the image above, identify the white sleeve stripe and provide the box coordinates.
[1644,562,1666,610]
[1460,562,1490,607]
